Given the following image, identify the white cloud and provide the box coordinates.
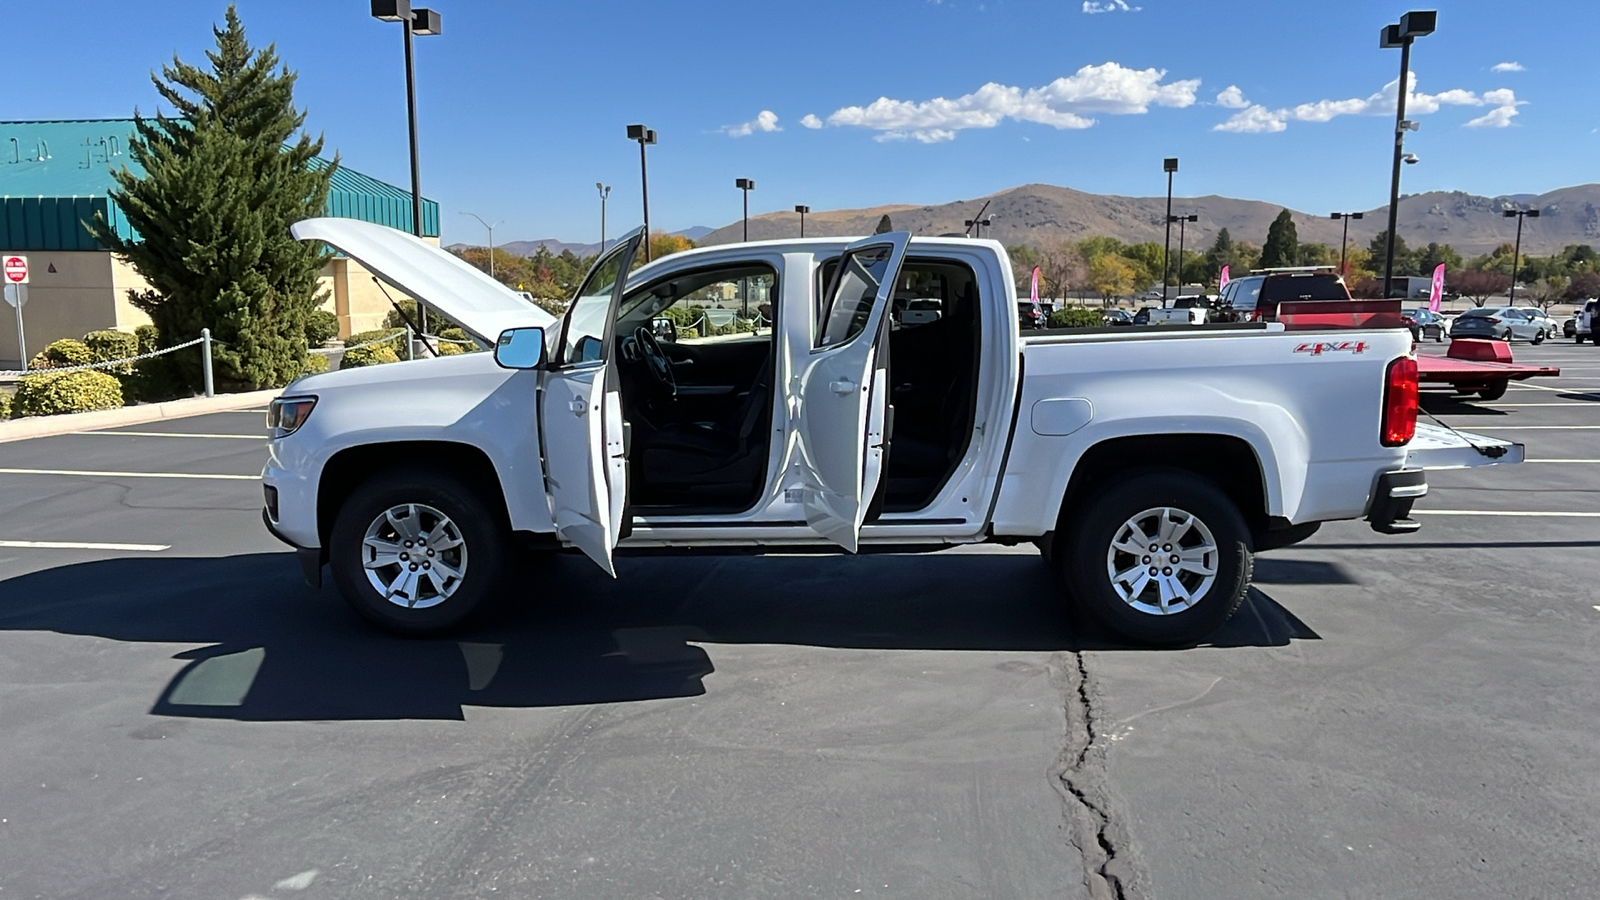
[800,113,823,129]
[1491,61,1525,73]
[1083,0,1140,12]
[720,110,781,137]
[1215,85,1249,109]
[1213,73,1523,132]
[823,62,1198,142]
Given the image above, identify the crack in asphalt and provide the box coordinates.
[1051,651,1144,900]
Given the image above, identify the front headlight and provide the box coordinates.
[268,396,317,438]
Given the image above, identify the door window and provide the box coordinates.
[558,237,635,366]
[816,245,895,349]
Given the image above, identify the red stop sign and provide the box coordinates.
[2,256,26,284]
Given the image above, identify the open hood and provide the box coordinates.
[291,217,556,343]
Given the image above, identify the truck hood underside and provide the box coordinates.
[290,217,556,343]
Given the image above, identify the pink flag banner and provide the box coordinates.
[1219,265,1230,290]
[1030,266,1040,304]
[1428,264,1446,312]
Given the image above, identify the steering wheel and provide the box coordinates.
[634,326,677,399]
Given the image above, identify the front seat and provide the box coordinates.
[639,354,774,488]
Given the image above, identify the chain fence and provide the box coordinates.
[1,336,207,379]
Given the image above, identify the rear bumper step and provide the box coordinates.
[1367,469,1427,534]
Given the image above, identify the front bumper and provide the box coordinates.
[1366,469,1427,535]
[263,507,326,588]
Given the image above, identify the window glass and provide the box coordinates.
[1259,274,1350,303]
[616,264,778,345]
[1230,279,1263,311]
[558,242,630,366]
[816,245,892,348]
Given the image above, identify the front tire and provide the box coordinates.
[1533,330,1545,345]
[1061,470,1253,646]
[329,467,509,635]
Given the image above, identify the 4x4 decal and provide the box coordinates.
[1295,341,1368,355]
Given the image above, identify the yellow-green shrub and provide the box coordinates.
[29,339,95,370]
[1047,308,1105,329]
[83,330,139,374]
[303,353,330,375]
[339,345,400,369]
[0,392,11,420]
[11,370,124,417]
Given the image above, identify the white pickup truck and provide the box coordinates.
[262,219,1522,646]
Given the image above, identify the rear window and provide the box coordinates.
[1460,309,1495,318]
[1259,274,1350,303]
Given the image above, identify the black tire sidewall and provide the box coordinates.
[329,467,508,635]
[1063,470,1252,647]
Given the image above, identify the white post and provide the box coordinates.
[200,328,215,398]
[8,285,26,366]
[406,324,415,361]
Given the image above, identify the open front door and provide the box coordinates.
[791,232,912,551]
[539,228,644,575]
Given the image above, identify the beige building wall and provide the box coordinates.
[0,251,120,369]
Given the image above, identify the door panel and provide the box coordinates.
[790,232,911,551]
[539,228,642,574]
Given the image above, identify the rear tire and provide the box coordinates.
[1060,469,1253,647]
[329,467,509,635]
[1479,380,1509,401]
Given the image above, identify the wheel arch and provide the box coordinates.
[317,441,516,547]
[1053,433,1274,540]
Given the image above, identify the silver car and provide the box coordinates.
[1452,307,1547,343]
[1517,307,1560,340]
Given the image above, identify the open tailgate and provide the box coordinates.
[1404,422,1524,470]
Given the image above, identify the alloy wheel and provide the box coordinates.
[1105,506,1219,615]
[361,503,469,609]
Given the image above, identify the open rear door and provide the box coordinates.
[539,228,643,575]
[790,232,911,551]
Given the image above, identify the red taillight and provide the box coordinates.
[1382,356,1418,446]
[1486,317,1501,325]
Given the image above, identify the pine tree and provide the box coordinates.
[1204,227,1235,280]
[1259,210,1299,269]
[90,4,335,391]
[874,214,893,234]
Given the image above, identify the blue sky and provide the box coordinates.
[8,0,1596,245]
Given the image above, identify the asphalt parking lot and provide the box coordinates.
[1,339,1597,899]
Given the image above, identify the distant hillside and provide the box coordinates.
[694,183,1600,256]
[449,225,713,259]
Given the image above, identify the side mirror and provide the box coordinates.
[494,326,546,370]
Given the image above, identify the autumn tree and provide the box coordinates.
[1565,271,1600,300]
[1447,269,1511,307]
[1038,241,1087,302]
[91,5,333,391]
[1088,254,1137,301]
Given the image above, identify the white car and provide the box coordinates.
[262,219,1521,647]
[1517,308,1560,340]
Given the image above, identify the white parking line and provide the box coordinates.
[1414,509,1600,518]
[1525,459,1600,464]
[68,430,265,440]
[0,539,170,551]
[1457,425,1600,430]
[0,468,257,480]
[1480,403,1599,407]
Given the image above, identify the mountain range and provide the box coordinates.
[462,184,1600,260]
[448,226,715,259]
[692,183,1600,257]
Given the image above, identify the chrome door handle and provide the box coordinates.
[829,379,857,395]
[569,399,587,415]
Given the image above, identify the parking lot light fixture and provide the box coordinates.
[1169,214,1198,292]
[627,125,657,261]
[794,204,809,238]
[372,0,441,332]
[459,212,502,279]
[735,178,755,241]
[1504,207,1540,303]
[1380,10,1437,299]
[1331,212,1365,276]
[597,183,611,251]
[1162,157,1178,305]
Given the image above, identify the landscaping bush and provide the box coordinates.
[339,345,400,369]
[134,324,160,355]
[435,326,478,352]
[28,339,96,370]
[303,353,330,375]
[344,329,407,354]
[1048,308,1106,329]
[436,341,464,356]
[0,392,11,421]
[11,370,124,417]
[305,310,340,347]
[83,330,139,374]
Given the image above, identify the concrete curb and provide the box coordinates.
[0,389,281,444]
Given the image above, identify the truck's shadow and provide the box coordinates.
[0,550,1318,721]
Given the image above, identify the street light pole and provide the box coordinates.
[794,205,809,238]
[736,178,755,241]
[1162,158,1178,306]
[372,0,442,330]
[1380,11,1436,299]
[1504,208,1540,303]
[596,183,611,251]
[627,125,657,261]
[1330,212,1365,276]
[459,212,502,280]
[1169,213,1197,292]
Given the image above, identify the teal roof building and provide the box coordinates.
[1,119,439,251]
